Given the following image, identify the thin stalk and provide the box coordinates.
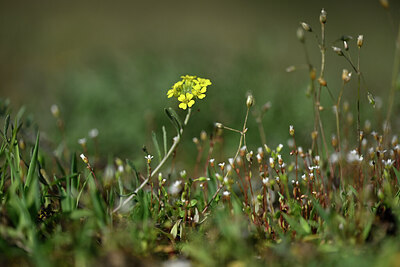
[385,22,400,137]
[357,48,361,152]
[113,108,192,213]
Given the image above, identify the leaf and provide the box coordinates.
[188,199,198,208]
[171,219,182,239]
[393,166,400,186]
[151,131,162,163]
[165,107,182,135]
[25,132,40,213]
[4,114,10,138]
[162,125,167,156]
[299,217,311,234]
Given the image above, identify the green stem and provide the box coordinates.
[113,108,192,213]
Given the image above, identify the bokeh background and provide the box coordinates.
[1,0,399,164]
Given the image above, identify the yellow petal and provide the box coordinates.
[198,94,206,99]
[179,103,187,110]
[186,93,193,100]
[178,94,186,101]
[188,100,195,107]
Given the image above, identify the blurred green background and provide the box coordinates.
[0,0,399,163]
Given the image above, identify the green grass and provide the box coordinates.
[1,6,400,267]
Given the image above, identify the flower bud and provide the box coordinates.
[332,46,343,56]
[300,22,312,32]
[246,94,254,108]
[318,77,327,87]
[342,69,352,83]
[200,130,207,141]
[289,125,295,136]
[215,122,224,129]
[320,9,327,24]
[80,154,89,164]
[357,35,363,48]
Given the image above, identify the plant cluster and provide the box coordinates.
[1,5,400,267]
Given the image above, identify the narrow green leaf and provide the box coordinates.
[393,167,400,186]
[25,132,40,212]
[151,131,162,163]
[4,114,10,138]
[162,125,167,156]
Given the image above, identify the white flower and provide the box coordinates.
[302,174,307,180]
[256,154,262,162]
[80,153,88,164]
[50,104,60,117]
[88,128,99,138]
[145,155,154,163]
[78,138,87,145]
[228,158,235,166]
[383,159,395,167]
[223,191,231,197]
[330,153,339,164]
[168,180,182,195]
[262,177,269,185]
[118,165,124,173]
[347,150,363,163]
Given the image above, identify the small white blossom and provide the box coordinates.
[262,177,269,185]
[169,180,182,195]
[78,138,87,145]
[347,150,363,163]
[88,128,99,138]
[223,191,231,197]
[383,159,395,167]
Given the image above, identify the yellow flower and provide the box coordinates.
[197,78,212,87]
[181,75,196,82]
[192,83,206,99]
[178,93,195,110]
[167,75,211,109]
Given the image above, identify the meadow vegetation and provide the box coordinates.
[1,4,400,266]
